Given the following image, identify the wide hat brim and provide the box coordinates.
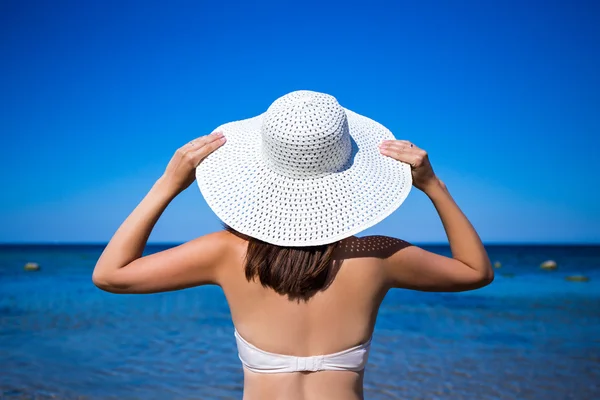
[196,108,412,247]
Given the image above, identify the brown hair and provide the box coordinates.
[222,222,343,301]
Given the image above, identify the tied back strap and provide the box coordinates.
[234,329,371,374]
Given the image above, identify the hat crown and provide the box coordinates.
[260,91,352,178]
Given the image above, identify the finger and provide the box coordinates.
[379,143,421,157]
[397,139,416,147]
[384,140,424,155]
[194,131,224,144]
[183,131,224,151]
[192,132,223,147]
[380,140,418,150]
[189,135,227,163]
[380,144,426,167]
[379,143,421,152]
[379,146,420,167]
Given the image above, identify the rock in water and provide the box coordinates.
[540,260,557,270]
[565,275,589,282]
[494,261,502,268]
[24,262,40,271]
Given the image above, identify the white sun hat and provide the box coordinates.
[196,90,412,247]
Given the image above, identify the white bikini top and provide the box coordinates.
[234,329,372,373]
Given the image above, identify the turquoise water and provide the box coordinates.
[1,244,599,399]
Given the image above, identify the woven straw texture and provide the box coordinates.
[196,91,412,246]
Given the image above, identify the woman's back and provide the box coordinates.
[220,232,409,400]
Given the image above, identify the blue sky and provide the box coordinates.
[1,0,598,243]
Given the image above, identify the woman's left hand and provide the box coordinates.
[157,131,226,197]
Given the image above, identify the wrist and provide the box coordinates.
[421,177,446,197]
[151,176,180,202]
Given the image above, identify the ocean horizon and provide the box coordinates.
[1,243,599,399]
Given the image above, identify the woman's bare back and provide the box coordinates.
[219,232,411,400]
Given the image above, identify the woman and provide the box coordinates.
[93,91,493,400]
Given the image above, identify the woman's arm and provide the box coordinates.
[378,140,494,292]
[92,131,228,294]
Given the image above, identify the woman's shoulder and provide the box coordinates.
[187,229,248,263]
[214,228,250,252]
[335,235,412,259]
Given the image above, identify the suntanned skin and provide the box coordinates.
[92,131,494,400]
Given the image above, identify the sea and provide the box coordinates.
[0,244,598,400]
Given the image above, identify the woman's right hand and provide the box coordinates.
[378,140,438,192]
[378,139,494,292]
